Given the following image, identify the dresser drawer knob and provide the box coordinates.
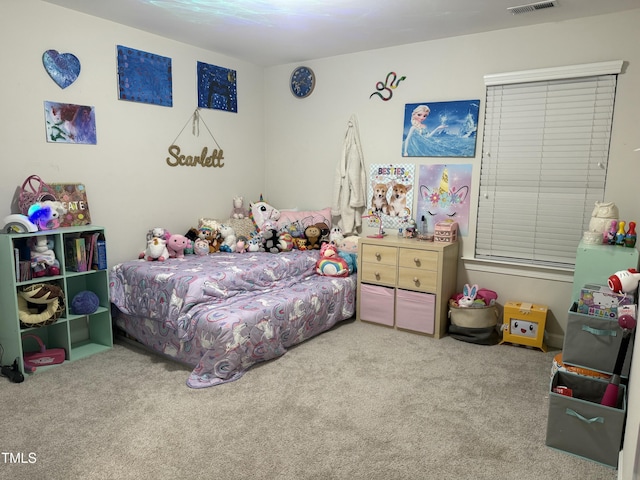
[375,252,381,260]
[375,272,381,279]
[413,277,420,285]
[413,257,421,266]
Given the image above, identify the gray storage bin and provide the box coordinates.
[562,303,634,377]
[546,370,626,468]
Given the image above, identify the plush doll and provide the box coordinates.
[293,237,307,250]
[262,228,281,254]
[219,224,237,253]
[140,237,170,261]
[247,236,264,252]
[167,234,190,258]
[316,222,331,246]
[457,284,478,308]
[147,227,170,241]
[235,236,249,253]
[231,196,248,219]
[304,225,322,250]
[29,236,60,276]
[27,203,60,231]
[316,243,349,277]
[337,236,359,274]
[279,232,294,252]
[198,226,220,253]
[249,196,281,231]
[329,227,344,245]
[193,238,210,256]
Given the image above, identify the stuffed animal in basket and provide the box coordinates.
[457,284,478,307]
[140,237,170,261]
[167,234,190,258]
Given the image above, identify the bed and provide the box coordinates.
[109,249,356,388]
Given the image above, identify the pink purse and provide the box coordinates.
[18,175,56,215]
[22,334,66,372]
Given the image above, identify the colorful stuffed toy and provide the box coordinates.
[278,232,294,252]
[316,243,349,277]
[27,203,60,231]
[198,225,220,253]
[193,238,210,256]
[167,234,190,258]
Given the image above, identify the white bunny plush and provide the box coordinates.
[458,284,478,308]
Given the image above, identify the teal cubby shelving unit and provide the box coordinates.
[0,226,112,377]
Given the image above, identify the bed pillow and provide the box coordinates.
[199,217,257,240]
[224,217,256,239]
[277,207,332,236]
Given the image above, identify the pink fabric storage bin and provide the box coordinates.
[360,284,395,326]
[395,289,435,334]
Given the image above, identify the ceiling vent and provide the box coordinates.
[508,1,558,15]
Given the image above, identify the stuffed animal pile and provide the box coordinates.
[136,197,358,277]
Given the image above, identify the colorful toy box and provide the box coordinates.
[577,283,634,319]
[433,221,458,243]
[500,301,548,352]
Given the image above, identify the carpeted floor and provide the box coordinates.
[0,319,618,480]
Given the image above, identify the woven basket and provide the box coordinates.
[448,300,499,328]
[18,283,65,328]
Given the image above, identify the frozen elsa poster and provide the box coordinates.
[402,100,479,157]
[417,164,472,236]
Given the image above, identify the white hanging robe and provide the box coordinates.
[332,114,366,236]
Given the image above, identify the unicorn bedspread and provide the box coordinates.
[109,251,356,388]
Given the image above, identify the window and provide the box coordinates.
[475,61,623,268]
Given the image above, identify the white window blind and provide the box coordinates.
[476,65,621,268]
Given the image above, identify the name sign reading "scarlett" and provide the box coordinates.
[166,145,224,168]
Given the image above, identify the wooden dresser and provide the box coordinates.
[356,236,459,338]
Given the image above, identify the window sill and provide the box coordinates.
[462,257,575,283]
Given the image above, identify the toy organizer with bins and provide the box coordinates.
[0,226,112,377]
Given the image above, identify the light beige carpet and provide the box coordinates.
[0,319,618,480]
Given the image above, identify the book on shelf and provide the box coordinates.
[64,236,87,272]
[92,233,107,270]
[64,231,106,272]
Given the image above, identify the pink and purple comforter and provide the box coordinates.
[109,250,356,388]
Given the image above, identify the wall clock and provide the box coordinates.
[290,66,315,98]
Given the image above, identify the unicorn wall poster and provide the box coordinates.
[417,164,473,236]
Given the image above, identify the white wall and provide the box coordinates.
[1,0,266,266]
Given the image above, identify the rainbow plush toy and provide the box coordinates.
[316,243,349,277]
